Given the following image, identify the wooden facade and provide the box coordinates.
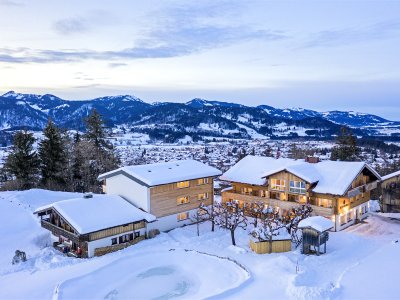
[381,174,400,212]
[222,168,377,221]
[149,177,214,217]
[249,239,292,254]
[37,207,147,258]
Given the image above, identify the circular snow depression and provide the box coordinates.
[56,250,249,299]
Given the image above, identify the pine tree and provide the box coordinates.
[331,127,359,161]
[80,109,120,192]
[38,119,68,190]
[4,131,40,190]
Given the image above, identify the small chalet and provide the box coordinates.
[98,160,222,232]
[380,170,400,213]
[34,194,155,258]
[298,216,334,255]
[220,155,381,231]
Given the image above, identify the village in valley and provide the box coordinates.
[0,110,400,300]
[1,1,400,299]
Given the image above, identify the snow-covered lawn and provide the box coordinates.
[0,189,399,299]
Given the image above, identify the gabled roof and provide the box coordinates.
[220,155,380,196]
[98,160,222,187]
[34,194,155,234]
[381,170,400,181]
[298,216,334,232]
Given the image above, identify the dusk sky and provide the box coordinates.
[1,0,399,119]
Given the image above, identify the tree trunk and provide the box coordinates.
[269,238,272,254]
[230,229,236,246]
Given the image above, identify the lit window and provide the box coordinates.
[177,212,189,221]
[271,179,286,191]
[177,181,190,188]
[289,181,306,194]
[198,192,209,200]
[177,196,190,205]
[241,187,253,194]
[197,178,209,185]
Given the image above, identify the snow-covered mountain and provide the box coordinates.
[0,91,398,141]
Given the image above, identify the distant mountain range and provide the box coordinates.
[0,91,399,142]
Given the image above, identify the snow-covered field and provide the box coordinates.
[1,190,400,299]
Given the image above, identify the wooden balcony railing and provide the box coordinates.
[222,191,334,217]
[41,220,87,242]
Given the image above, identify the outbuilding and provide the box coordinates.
[298,216,334,255]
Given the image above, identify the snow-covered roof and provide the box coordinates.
[220,155,380,196]
[34,194,156,234]
[298,216,334,232]
[381,170,400,181]
[98,160,222,186]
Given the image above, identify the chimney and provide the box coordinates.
[305,156,320,164]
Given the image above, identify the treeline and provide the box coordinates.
[0,109,119,192]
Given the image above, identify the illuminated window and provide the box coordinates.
[241,187,253,195]
[270,179,285,191]
[177,181,190,189]
[289,181,306,194]
[177,196,190,205]
[177,212,189,221]
[198,192,209,200]
[197,178,209,185]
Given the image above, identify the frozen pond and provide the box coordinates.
[57,250,250,300]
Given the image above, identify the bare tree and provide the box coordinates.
[250,207,286,254]
[244,201,264,228]
[283,204,313,247]
[214,201,247,246]
[191,202,213,236]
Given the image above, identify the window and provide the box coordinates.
[111,238,117,245]
[259,190,267,197]
[177,212,189,221]
[197,178,209,185]
[119,233,134,244]
[177,181,190,189]
[177,196,190,205]
[289,181,306,194]
[135,231,140,238]
[241,187,253,195]
[288,194,299,202]
[270,179,285,191]
[198,192,209,200]
[270,192,284,200]
[312,198,333,208]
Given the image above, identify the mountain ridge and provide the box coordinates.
[0,91,398,142]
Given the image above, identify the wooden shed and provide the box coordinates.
[298,216,334,255]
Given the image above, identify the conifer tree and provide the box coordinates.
[331,127,359,161]
[4,131,40,190]
[38,119,68,189]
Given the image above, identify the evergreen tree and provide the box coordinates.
[331,127,359,161]
[81,109,120,192]
[4,131,40,190]
[38,119,68,190]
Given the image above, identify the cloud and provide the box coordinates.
[0,2,288,64]
[53,17,88,35]
[0,0,23,7]
[303,20,400,48]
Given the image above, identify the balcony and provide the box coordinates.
[347,181,378,198]
[41,220,87,242]
[222,191,334,217]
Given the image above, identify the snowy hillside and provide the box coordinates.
[1,91,399,141]
[1,190,400,299]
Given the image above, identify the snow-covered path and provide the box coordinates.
[1,190,400,299]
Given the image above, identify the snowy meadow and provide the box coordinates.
[0,189,399,299]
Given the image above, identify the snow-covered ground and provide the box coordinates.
[1,190,400,299]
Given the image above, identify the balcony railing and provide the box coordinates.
[347,181,378,198]
[222,191,334,217]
